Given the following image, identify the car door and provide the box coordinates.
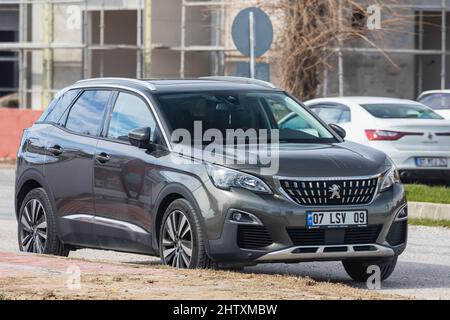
[93,90,160,254]
[43,89,113,247]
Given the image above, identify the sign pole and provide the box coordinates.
[249,11,256,79]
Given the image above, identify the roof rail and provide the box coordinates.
[76,77,157,91]
[199,76,277,89]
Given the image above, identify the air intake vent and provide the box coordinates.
[280,178,379,206]
[387,221,408,246]
[287,225,382,246]
[237,225,273,250]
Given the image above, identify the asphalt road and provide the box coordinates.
[1,167,450,299]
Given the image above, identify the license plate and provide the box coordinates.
[415,157,448,168]
[307,211,368,229]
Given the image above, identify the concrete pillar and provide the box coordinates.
[143,0,152,78]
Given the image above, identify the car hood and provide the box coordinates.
[197,141,389,179]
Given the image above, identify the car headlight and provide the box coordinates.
[380,166,400,192]
[205,163,272,194]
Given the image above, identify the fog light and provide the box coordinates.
[232,212,243,222]
[229,210,262,225]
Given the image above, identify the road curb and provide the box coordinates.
[409,202,450,220]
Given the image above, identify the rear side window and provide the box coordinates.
[419,93,450,110]
[107,92,156,141]
[310,104,351,124]
[43,89,80,124]
[361,103,443,119]
[65,90,111,136]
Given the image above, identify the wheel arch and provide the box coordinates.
[15,169,55,220]
[152,183,211,255]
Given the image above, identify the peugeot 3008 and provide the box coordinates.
[15,77,407,282]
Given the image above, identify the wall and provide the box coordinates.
[0,108,42,159]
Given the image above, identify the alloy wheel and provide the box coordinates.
[161,210,193,268]
[19,199,48,253]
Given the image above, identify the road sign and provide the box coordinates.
[231,7,273,79]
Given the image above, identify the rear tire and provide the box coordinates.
[159,199,216,269]
[18,188,69,257]
[342,257,398,282]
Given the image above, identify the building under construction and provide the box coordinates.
[1,0,450,109]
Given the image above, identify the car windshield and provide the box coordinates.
[361,103,443,119]
[419,93,450,110]
[155,91,337,144]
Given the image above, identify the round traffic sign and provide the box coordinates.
[231,7,274,57]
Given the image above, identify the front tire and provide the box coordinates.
[342,257,398,282]
[18,188,69,256]
[159,199,215,269]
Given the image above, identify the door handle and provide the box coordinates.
[95,153,111,163]
[47,145,63,156]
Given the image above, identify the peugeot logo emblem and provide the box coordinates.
[428,133,434,140]
[328,184,341,199]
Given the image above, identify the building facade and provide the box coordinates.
[1,0,450,110]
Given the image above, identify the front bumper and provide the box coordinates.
[202,183,407,264]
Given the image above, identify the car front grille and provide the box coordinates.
[237,225,273,250]
[287,225,382,246]
[280,177,379,206]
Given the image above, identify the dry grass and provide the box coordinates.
[0,264,397,300]
[263,0,404,99]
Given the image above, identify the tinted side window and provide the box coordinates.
[65,90,111,136]
[44,89,80,124]
[107,92,156,141]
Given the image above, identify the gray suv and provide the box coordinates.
[15,77,407,282]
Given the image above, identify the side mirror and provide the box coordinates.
[128,127,151,149]
[329,124,346,140]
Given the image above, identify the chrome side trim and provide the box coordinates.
[200,76,278,89]
[256,244,395,262]
[274,173,383,208]
[67,83,172,150]
[228,209,263,226]
[62,214,149,235]
[274,173,383,182]
[94,216,149,234]
[62,214,94,223]
[394,203,408,221]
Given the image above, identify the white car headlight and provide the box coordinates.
[380,166,400,192]
[205,163,272,194]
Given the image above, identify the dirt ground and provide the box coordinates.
[0,252,394,300]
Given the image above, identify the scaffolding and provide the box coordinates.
[2,0,450,109]
[0,0,151,109]
[328,0,450,97]
[178,0,229,78]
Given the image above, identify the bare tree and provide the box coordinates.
[264,0,404,100]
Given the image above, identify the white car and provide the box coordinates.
[302,97,450,180]
[418,90,450,119]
